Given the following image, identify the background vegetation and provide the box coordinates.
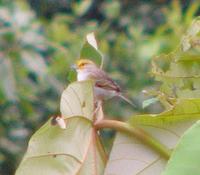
[0,0,199,174]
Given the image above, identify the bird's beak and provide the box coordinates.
[70,64,77,70]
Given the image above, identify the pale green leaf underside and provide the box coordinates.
[104,99,200,175]
[16,82,106,175]
[162,120,200,175]
[104,132,167,175]
[60,81,94,120]
[16,118,91,175]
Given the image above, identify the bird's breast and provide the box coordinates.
[77,70,90,81]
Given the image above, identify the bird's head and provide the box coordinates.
[73,59,96,70]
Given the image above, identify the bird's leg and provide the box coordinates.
[93,100,104,123]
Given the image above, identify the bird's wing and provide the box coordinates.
[87,67,121,92]
[86,66,136,107]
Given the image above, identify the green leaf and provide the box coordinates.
[151,17,200,99]
[67,70,76,83]
[132,99,200,125]
[80,33,102,67]
[16,81,106,175]
[80,41,102,65]
[104,99,200,175]
[162,120,200,175]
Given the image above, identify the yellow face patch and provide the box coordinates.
[76,59,95,69]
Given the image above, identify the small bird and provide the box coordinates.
[73,59,135,107]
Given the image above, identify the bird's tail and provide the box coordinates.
[118,93,136,107]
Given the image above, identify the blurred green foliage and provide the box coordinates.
[0,0,199,174]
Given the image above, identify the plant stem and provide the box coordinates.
[95,119,171,159]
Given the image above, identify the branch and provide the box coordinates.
[95,119,171,159]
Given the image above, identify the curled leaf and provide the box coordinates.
[86,32,98,50]
[51,116,67,129]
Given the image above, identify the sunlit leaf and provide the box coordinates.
[162,120,200,175]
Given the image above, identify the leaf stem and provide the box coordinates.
[95,119,171,159]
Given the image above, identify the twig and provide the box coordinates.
[95,119,171,159]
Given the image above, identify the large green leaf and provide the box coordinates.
[16,81,106,175]
[162,120,200,175]
[104,99,200,175]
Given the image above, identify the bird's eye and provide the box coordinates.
[80,63,85,66]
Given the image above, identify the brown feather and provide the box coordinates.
[85,65,121,92]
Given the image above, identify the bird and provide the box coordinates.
[72,59,135,108]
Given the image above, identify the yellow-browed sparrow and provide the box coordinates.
[73,59,134,109]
